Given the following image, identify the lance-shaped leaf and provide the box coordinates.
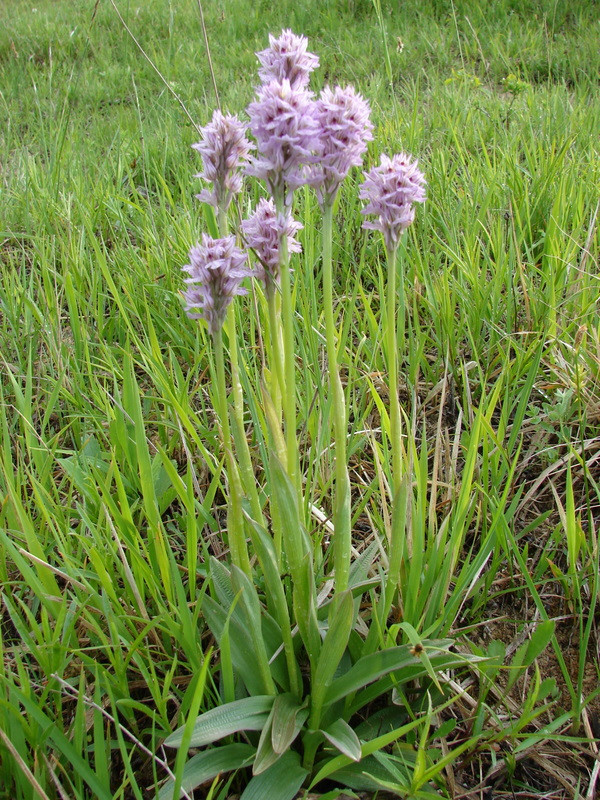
[321,718,361,762]
[309,590,354,729]
[505,619,555,693]
[230,564,277,695]
[271,693,309,754]
[253,692,308,775]
[158,743,255,800]
[270,454,320,663]
[245,514,303,698]
[209,556,237,608]
[252,702,279,776]
[309,711,426,789]
[241,750,308,800]
[164,696,275,749]
[325,642,455,707]
[202,594,266,697]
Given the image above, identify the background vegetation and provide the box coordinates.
[1,0,599,797]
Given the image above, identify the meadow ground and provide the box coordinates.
[1,0,600,798]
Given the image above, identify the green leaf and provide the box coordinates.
[252,707,280,776]
[230,565,277,694]
[311,682,469,790]
[324,644,417,706]
[348,649,482,716]
[202,594,267,697]
[6,684,113,800]
[270,694,309,755]
[157,744,255,800]
[522,620,555,666]
[325,641,468,708]
[245,515,303,698]
[269,456,309,577]
[315,792,360,800]
[260,611,290,692]
[326,752,409,792]
[252,692,309,775]
[170,647,212,800]
[241,750,308,800]
[209,557,236,609]
[164,696,275,749]
[270,455,320,662]
[348,541,379,588]
[310,590,354,728]
[309,713,423,790]
[321,718,361,762]
[506,620,555,692]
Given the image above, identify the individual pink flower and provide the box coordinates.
[256,29,319,90]
[312,85,374,205]
[241,198,303,284]
[246,79,321,202]
[359,153,426,252]
[182,235,251,334]
[192,111,253,213]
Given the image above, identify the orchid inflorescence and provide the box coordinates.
[360,152,427,252]
[182,28,425,330]
[192,111,253,213]
[241,197,303,286]
[181,234,250,335]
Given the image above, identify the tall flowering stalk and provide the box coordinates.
[360,153,426,615]
[193,111,265,528]
[312,86,373,593]
[246,77,320,496]
[182,235,253,575]
[242,199,303,425]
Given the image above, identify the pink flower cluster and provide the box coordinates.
[192,111,252,212]
[312,85,374,205]
[181,30,426,331]
[247,30,374,207]
[182,235,251,334]
[241,198,303,285]
[359,153,426,252]
[256,29,319,90]
[246,79,321,202]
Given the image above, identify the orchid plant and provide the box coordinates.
[161,30,476,800]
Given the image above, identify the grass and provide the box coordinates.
[1,0,599,797]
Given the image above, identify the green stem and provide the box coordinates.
[382,243,406,619]
[386,244,403,495]
[274,193,301,501]
[213,326,231,447]
[225,307,264,527]
[322,202,351,593]
[213,327,251,576]
[218,209,264,527]
[266,281,285,423]
[302,730,322,773]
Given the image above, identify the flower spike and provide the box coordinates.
[359,152,426,251]
[192,111,253,213]
[182,234,251,334]
[312,85,374,205]
[242,198,303,285]
[256,29,319,89]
